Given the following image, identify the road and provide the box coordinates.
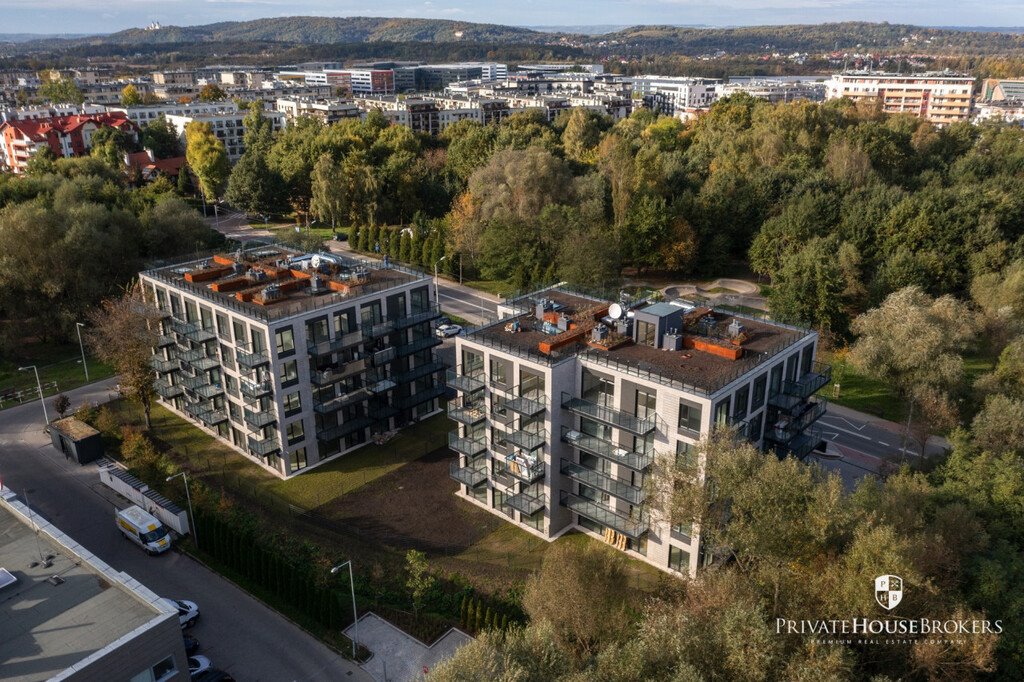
[0,379,371,682]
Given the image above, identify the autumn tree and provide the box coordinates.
[197,83,227,102]
[185,121,229,202]
[120,84,143,106]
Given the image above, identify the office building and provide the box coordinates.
[447,287,827,578]
[0,489,188,681]
[140,245,444,479]
[824,72,975,125]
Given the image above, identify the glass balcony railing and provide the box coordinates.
[240,378,273,401]
[448,402,486,426]
[247,435,281,456]
[559,491,648,540]
[448,432,487,457]
[172,320,216,343]
[178,373,210,391]
[309,359,368,386]
[503,453,545,484]
[446,369,486,394]
[449,461,488,488]
[561,392,657,435]
[560,459,645,505]
[236,347,270,369]
[307,330,364,356]
[769,424,824,460]
[155,334,175,348]
[194,383,224,399]
[396,335,442,358]
[313,388,372,414]
[393,306,442,331]
[505,428,545,451]
[560,427,653,470]
[394,384,445,410]
[506,490,545,516]
[244,407,277,429]
[779,362,832,401]
[188,356,220,372]
[150,357,179,373]
[318,415,374,442]
[154,380,183,399]
[764,398,827,444]
[501,392,546,418]
[392,361,446,386]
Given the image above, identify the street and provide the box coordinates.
[0,379,371,682]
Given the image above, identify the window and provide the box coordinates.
[130,655,177,682]
[635,389,656,420]
[461,349,483,377]
[733,384,749,420]
[668,545,691,574]
[169,294,182,318]
[675,440,696,468]
[524,508,544,530]
[713,397,730,427]
[284,391,302,416]
[275,326,295,355]
[752,374,767,409]
[636,320,656,347]
[224,374,238,398]
[289,447,308,472]
[786,352,799,381]
[220,344,235,370]
[280,360,298,385]
[185,300,198,323]
[582,369,614,407]
[306,317,329,346]
[677,399,702,433]
[251,327,266,353]
[200,305,213,331]
[490,358,507,387]
[286,420,305,445]
[232,319,247,346]
[671,522,692,541]
[770,364,784,394]
[493,489,513,517]
[520,369,544,398]
[801,345,814,374]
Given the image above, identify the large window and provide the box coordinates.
[668,545,691,574]
[232,319,247,346]
[675,440,696,468]
[275,326,295,355]
[279,360,298,385]
[461,349,483,377]
[801,345,814,374]
[635,389,656,420]
[752,374,767,409]
[582,369,614,407]
[284,391,301,416]
[733,384,750,420]
[636,320,656,347]
[520,369,544,398]
[289,447,308,473]
[490,358,507,388]
[770,364,784,394]
[286,420,305,445]
[216,312,231,341]
[251,327,266,353]
[678,399,702,433]
[713,397,730,426]
[129,655,177,682]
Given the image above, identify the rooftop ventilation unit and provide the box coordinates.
[728,319,745,338]
[591,324,609,343]
[662,330,683,351]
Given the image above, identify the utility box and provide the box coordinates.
[49,417,104,465]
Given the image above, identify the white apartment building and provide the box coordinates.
[140,246,444,479]
[625,76,722,114]
[448,287,827,578]
[714,79,826,103]
[111,101,239,127]
[166,109,285,161]
[824,71,975,125]
[274,97,361,124]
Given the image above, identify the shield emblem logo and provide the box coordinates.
[875,575,903,610]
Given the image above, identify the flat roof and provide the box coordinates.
[143,245,427,323]
[0,493,169,682]
[51,417,100,441]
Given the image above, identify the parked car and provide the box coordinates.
[182,634,200,655]
[189,655,213,678]
[192,669,235,682]
[433,316,451,329]
[162,597,200,629]
[435,323,463,338]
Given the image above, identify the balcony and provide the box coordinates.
[501,392,546,418]
[155,334,175,348]
[194,383,224,399]
[560,459,645,504]
[307,330,363,356]
[559,491,647,540]
[196,407,228,427]
[447,369,486,394]
[396,335,442,358]
[247,436,281,457]
[765,398,827,444]
[368,403,399,421]
[504,453,545,484]
[394,384,446,410]
[178,373,210,391]
[448,432,486,457]
[150,357,179,374]
[392,361,446,386]
[313,388,371,414]
[362,319,395,339]
[779,362,832,401]
[178,347,206,363]
[449,461,488,488]
[448,401,486,427]
[505,428,545,451]
[188,356,220,372]
[310,359,368,386]
[244,407,277,429]
[506,490,545,516]
[368,347,397,367]
[154,380,183,399]
[393,306,443,331]
[172,320,216,343]
[769,424,824,460]
[318,415,374,442]
[240,378,273,401]
[561,427,653,471]
[561,393,657,435]
[236,348,270,370]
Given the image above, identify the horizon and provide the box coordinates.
[2,2,1024,37]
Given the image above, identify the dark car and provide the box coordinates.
[182,634,200,655]
[192,669,235,682]
[433,316,451,329]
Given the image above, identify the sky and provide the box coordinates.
[4,0,1024,36]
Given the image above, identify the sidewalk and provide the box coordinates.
[344,612,472,682]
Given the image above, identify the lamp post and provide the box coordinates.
[331,560,359,659]
[166,472,197,549]
[433,255,447,308]
[18,366,48,426]
[75,322,89,382]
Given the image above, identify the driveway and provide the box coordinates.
[0,380,371,682]
[344,613,472,682]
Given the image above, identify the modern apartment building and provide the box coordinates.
[624,76,722,115]
[447,287,828,578]
[274,97,362,124]
[111,101,239,127]
[140,245,444,479]
[1,489,189,681]
[824,71,975,125]
[165,109,285,162]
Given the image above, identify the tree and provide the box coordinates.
[141,117,180,159]
[52,393,71,418]
[185,121,229,202]
[405,549,435,619]
[39,77,84,105]
[90,126,133,169]
[309,153,345,228]
[225,146,285,217]
[521,542,630,658]
[86,283,161,429]
[197,84,227,102]
[561,108,608,163]
[120,84,143,106]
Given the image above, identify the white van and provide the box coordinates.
[116,505,171,555]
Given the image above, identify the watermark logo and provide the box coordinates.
[875,575,903,611]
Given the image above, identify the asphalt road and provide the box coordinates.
[0,380,371,682]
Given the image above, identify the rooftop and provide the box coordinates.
[50,417,99,441]
[0,492,171,682]
[143,245,426,322]
[467,287,810,394]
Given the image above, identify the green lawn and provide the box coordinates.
[462,279,511,298]
[0,342,114,409]
[263,225,344,242]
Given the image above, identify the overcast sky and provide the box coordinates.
[3,0,1023,36]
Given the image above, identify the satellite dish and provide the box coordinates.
[608,303,623,320]
[310,254,322,270]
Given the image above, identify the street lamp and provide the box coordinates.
[75,322,89,382]
[166,472,197,549]
[433,255,447,308]
[331,560,359,659]
[18,366,48,426]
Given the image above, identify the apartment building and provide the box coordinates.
[824,71,975,125]
[140,246,444,479]
[166,109,285,162]
[714,79,826,103]
[1,489,188,681]
[152,70,197,86]
[447,287,828,578]
[111,100,239,127]
[415,62,507,90]
[275,97,362,124]
[624,76,722,115]
[0,111,139,173]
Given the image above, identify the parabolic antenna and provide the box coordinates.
[608,303,624,320]
[310,254,322,270]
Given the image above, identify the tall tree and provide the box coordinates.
[39,77,84,104]
[197,83,227,102]
[141,117,180,159]
[120,84,143,106]
[185,121,229,203]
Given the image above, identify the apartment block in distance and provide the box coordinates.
[140,245,445,479]
[447,287,828,578]
[166,109,285,162]
[0,489,189,681]
[824,71,975,125]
